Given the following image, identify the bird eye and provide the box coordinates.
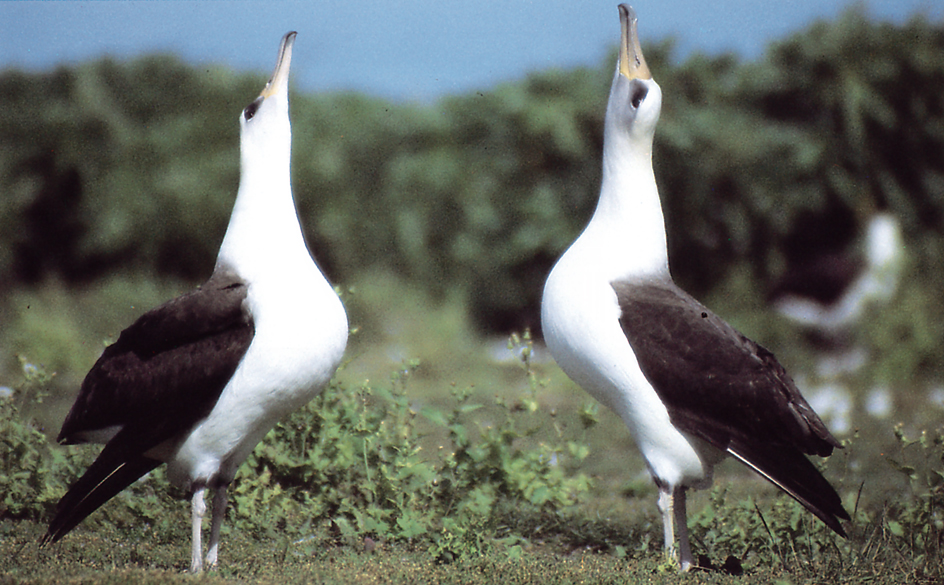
[243,97,262,121]
[630,82,648,109]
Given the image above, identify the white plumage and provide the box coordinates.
[542,5,847,571]
[44,32,348,573]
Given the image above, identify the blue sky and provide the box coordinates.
[1,1,941,102]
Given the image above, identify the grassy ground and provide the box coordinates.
[0,505,935,585]
[2,273,943,583]
[0,526,805,585]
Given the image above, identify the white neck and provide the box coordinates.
[217,109,312,277]
[576,126,669,281]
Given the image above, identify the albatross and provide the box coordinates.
[42,32,349,573]
[541,5,849,571]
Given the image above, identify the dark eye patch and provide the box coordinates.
[243,97,263,121]
[630,81,648,109]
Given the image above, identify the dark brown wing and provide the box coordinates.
[58,268,254,446]
[44,267,254,544]
[614,278,849,535]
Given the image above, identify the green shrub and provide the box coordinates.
[0,358,77,521]
[235,333,593,561]
[883,424,944,580]
[2,335,591,561]
[5,11,943,359]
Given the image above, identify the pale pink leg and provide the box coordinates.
[205,486,228,569]
[190,488,207,573]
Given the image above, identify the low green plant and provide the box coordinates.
[2,335,592,564]
[235,332,593,562]
[10,330,944,583]
[426,332,593,560]
[683,425,944,583]
[0,357,76,521]
[0,357,186,547]
[882,424,944,580]
[691,484,845,575]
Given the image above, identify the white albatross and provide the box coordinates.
[42,32,349,573]
[541,5,849,571]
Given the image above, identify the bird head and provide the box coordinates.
[604,5,661,156]
[239,31,296,144]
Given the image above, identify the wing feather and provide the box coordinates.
[58,268,254,445]
[614,278,849,533]
[45,267,254,544]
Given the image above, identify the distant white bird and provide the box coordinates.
[541,6,849,571]
[43,32,349,573]
[772,212,903,333]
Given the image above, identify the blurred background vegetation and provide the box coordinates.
[2,9,944,581]
[1,8,943,412]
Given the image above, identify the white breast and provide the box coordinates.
[167,257,347,488]
[542,242,712,488]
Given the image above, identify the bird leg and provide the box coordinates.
[205,485,229,569]
[674,486,693,571]
[190,487,207,573]
[656,485,677,560]
[656,484,693,572]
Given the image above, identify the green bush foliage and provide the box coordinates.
[232,335,592,562]
[0,56,252,284]
[3,9,942,350]
[683,425,944,582]
[0,358,76,520]
[5,355,944,581]
[2,338,591,562]
[2,10,944,581]
[882,424,944,580]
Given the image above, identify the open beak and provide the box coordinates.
[618,5,651,80]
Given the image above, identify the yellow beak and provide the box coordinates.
[261,31,297,99]
[618,5,651,80]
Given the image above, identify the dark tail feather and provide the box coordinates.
[728,441,850,537]
[42,448,160,546]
